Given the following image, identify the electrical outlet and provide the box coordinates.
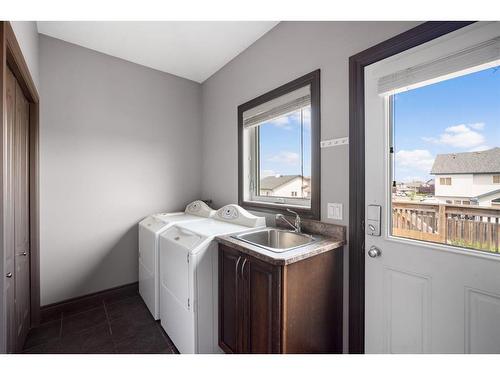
[327,203,343,220]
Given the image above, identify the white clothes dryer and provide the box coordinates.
[138,200,215,319]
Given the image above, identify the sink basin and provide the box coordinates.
[233,228,318,253]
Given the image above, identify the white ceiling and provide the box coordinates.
[37,21,279,83]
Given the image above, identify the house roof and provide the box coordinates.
[474,188,500,200]
[260,175,308,190]
[430,147,500,175]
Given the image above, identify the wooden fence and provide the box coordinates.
[392,201,500,253]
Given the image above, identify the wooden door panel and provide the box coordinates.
[218,245,241,353]
[5,68,17,353]
[242,255,281,354]
[14,77,30,349]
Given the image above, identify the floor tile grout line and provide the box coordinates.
[59,312,63,338]
[102,300,118,354]
[102,300,113,335]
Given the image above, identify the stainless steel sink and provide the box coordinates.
[233,228,318,253]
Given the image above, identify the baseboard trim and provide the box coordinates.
[39,282,138,324]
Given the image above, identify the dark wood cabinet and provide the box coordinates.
[219,245,281,353]
[218,243,343,354]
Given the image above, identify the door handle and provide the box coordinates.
[21,251,27,256]
[6,272,12,278]
[368,245,382,258]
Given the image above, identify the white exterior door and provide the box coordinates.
[364,22,500,353]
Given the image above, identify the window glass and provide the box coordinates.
[391,64,500,254]
[257,107,311,201]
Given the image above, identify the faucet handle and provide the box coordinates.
[285,208,301,232]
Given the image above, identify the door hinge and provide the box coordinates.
[187,298,190,309]
[361,219,365,231]
[187,254,189,263]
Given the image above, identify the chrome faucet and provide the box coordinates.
[276,208,302,233]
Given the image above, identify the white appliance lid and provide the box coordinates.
[184,200,216,218]
[213,204,266,227]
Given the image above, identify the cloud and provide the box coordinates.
[469,145,490,152]
[268,151,300,165]
[469,122,485,130]
[422,123,485,149]
[267,116,292,130]
[261,169,277,178]
[395,149,435,172]
[266,107,311,130]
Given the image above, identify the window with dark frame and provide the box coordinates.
[238,70,321,219]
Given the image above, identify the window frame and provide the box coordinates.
[440,177,452,185]
[238,70,321,220]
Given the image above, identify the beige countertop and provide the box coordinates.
[216,230,345,266]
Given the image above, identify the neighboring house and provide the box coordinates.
[430,147,500,206]
[260,175,310,198]
[394,181,420,195]
[417,179,435,195]
[394,180,433,196]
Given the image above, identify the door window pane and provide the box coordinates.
[391,65,500,254]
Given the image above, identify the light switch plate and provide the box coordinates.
[327,203,343,220]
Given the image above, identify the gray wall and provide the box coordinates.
[201,21,420,223]
[39,35,203,305]
[11,21,40,91]
[200,21,420,350]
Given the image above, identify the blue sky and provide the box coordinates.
[259,107,311,178]
[393,65,500,182]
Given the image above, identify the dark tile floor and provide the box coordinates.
[22,293,178,354]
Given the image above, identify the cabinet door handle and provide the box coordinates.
[235,256,242,278]
[240,258,248,279]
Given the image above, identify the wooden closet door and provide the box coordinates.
[5,67,17,353]
[14,74,31,351]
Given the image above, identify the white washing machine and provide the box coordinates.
[138,200,215,319]
[159,204,265,354]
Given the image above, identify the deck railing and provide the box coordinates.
[392,201,500,253]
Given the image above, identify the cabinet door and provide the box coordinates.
[241,255,281,354]
[218,245,242,353]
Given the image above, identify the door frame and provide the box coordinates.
[0,21,40,352]
[347,21,475,354]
